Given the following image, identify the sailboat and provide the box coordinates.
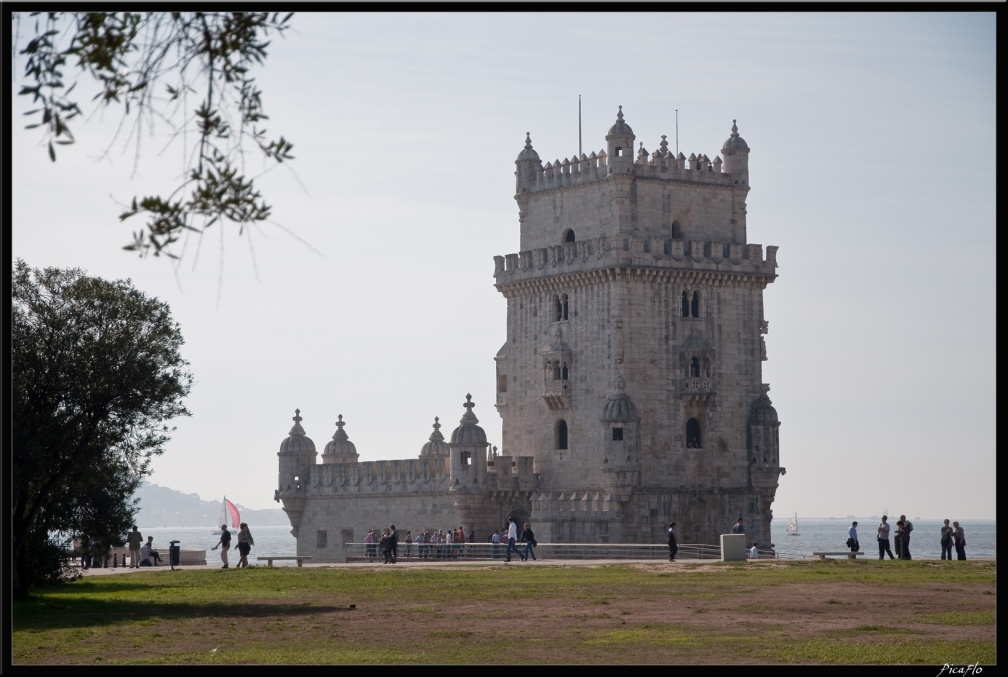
[211,496,241,535]
[787,512,800,536]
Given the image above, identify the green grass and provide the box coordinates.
[12,561,996,665]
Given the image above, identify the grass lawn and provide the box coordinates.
[12,559,996,665]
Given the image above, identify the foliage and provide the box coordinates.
[11,259,193,596]
[12,11,294,261]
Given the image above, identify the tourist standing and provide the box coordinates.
[520,522,537,562]
[388,524,399,564]
[899,514,913,560]
[491,530,500,559]
[847,521,859,552]
[127,526,143,569]
[940,519,954,560]
[404,530,412,558]
[235,522,254,568]
[212,524,231,568]
[877,515,895,560]
[731,517,745,535]
[894,520,906,559]
[953,521,967,560]
[667,522,679,562]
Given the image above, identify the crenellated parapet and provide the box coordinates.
[494,236,778,288]
[308,456,452,495]
[486,454,536,492]
[533,490,617,517]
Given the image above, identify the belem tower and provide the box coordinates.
[275,107,784,561]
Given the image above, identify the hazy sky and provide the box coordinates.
[9,11,996,520]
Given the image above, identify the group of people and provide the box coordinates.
[126,525,162,567]
[867,515,967,560]
[503,516,536,562]
[212,522,254,568]
[362,525,401,563]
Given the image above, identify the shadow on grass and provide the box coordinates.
[14,598,353,632]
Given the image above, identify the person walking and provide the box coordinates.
[212,524,232,568]
[126,526,143,569]
[235,522,254,568]
[877,515,895,560]
[731,517,745,535]
[847,521,859,552]
[953,521,967,560]
[505,517,522,563]
[667,522,679,562]
[520,522,537,562]
[940,519,954,560]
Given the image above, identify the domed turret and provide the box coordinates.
[451,393,488,445]
[420,416,450,457]
[515,132,543,194]
[602,390,640,423]
[321,414,359,464]
[606,105,636,175]
[720,119,750,181]
[449,394,488,489]
[749,393,778,425]
[279,408,316,456]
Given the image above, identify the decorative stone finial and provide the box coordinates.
[429,416,445,442]
[616,105,624,122]
[289,409,306,436]
[731,119,739,137]
[332,414,348,441]
[660,135,668,153]
[525,132,532,149]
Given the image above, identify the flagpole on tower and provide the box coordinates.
[578,95,582,158]
[675,109,679,156]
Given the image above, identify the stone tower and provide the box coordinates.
[493,108,783,547]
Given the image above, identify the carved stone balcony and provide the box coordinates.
[542,379,570,410]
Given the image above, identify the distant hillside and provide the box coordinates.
[135,482,289,527]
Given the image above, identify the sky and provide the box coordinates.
[8,11,996,520]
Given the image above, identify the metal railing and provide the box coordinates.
[345,541,751,562]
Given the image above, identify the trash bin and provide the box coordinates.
[169,540,181,570]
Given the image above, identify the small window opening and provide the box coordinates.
[686,419,702,449]
[462,451,471,466]
[691,291,700,318]
[557,420,569,450]
[498,375,507,393]
[561,362,568,380]
[681,291,690,318]
[564,230,576,244]
[690,357,700,377]
[612,427,624,441]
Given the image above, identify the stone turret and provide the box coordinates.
[420,417,450,458]
[721,119,750,183]
[605,105,635,175]
[600,379,641,501]
[449,394,488,490]
[275,409,316,535]
[321,414,358,464]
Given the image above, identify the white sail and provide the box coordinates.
[787,512,800,535]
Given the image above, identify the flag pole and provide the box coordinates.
[578,95,582,158]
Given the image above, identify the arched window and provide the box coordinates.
[554,292,569,321]
[671,220,683,239]
[690,357,700,377]
[553,362,561,380]
[557,420,569,450]
[564,229,576,244]
[691,291,700,318]
[681,290,690,318]
[561,362,568,380]
[686,419,702,449]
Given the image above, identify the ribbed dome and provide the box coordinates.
[601,388,640,423]
[450,394,488,445]
[279,409,316,454]
[721,119,749,154]
[322,414,358,462]
[516,132,541,162]
[607,105,634,137]
[750,394,779,425]
[420,416,451,457]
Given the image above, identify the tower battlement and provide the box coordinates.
[494,236,778,288]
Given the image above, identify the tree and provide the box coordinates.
[11,259,193,596]
[11,11,295,262]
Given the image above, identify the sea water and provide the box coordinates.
[139,519,995,562]
[770,517,995,560]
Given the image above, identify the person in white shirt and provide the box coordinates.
[505,517,521,562]
[138,542,153,567]
[749,543,759,560]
